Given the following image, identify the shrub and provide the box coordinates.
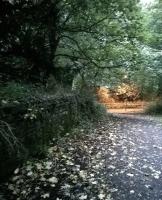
[0,82,31,100]
[145,101,162,114]
[93,101,107,117]
[0,82,107,180]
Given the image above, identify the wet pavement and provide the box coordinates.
[105,114,162,200]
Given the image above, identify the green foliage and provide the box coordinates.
[0,82,31,101]
[0,0,142,85]
[145,101,162,114]
[145,0,162,49]
[92,101,107,118]
[0,83,106,180]
[56,0,142,86]
[139,0,162,98]
[129,65,158,100]
[103,1,162,100]
[0,0,60,82]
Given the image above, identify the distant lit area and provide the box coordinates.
[140,0,155,7]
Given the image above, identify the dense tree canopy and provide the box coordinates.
[0,0,142,85]
[2,0,162,195]
[140,0,162,98]
[2,0,162,98]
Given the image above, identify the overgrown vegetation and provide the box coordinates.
[0,83,107,180]
[145,100,162,114]
[0,0,143,181]
[1,0,162,187]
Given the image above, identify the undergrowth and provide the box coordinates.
[0,82,107,181]
[145,100,162,115]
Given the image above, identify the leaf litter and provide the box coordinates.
[2,114,162,200]
[2,118,117,200]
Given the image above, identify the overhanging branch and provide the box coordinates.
[57,35,129,73]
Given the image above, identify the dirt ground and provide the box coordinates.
[108,108,145,114]
[96,86,150,114]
